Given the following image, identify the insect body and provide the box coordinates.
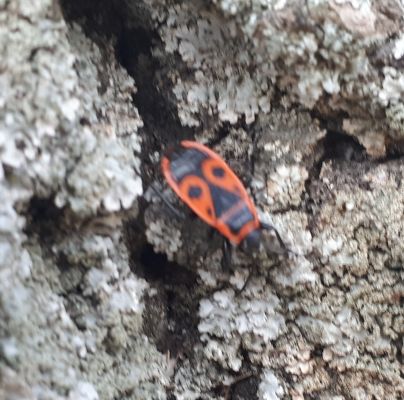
[161,141,289,257]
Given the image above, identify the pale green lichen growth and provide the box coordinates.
[2,0,404,399]
[386,103,404,137]
[0,2,168,399]
[148,0,404,155]
[198,278,286,371]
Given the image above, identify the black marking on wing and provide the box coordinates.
[210,185,255,235]
[226,204,255,234]
[169,146,255,234]
[209,185,239,218]
[212,166,225,177]
[169,148,207,182]
[188,185,202,199]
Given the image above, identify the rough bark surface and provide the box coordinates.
[0,1,403,399]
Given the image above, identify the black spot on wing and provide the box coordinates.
[188,185,202,199]
[212,166,225,178]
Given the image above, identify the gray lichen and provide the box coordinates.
[144,0,404,156]
[0,1,166,399]
[1,0,404,399]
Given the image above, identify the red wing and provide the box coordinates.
[178,174,217,226]
[162,141,260,244]
[162,156,217,226]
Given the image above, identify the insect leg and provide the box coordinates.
[236,266,253,294]
[260,221,297,256]
[221,238,232,270]
[149,185,185,220]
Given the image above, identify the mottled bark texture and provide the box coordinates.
[0,0,403,399]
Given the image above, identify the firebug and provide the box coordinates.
[159,141,292,263]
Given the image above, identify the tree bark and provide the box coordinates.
[1,1,403,399]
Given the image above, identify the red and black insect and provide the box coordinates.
[160,141,291,264]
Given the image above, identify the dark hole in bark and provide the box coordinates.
[24,196,63,242]
[322,129,366,162]
[139,243,171,282]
